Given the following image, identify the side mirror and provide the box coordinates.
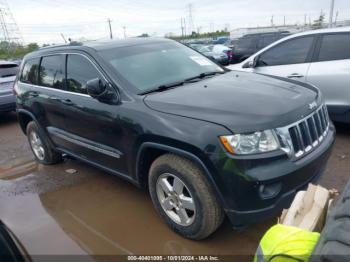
[252,55,260,68]
[86,78,107,98]
[86,78,120,104]
[243,55,259,69]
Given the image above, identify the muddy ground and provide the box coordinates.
[0,112,349,259]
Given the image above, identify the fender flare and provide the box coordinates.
[16,109,56,148]
[136,142,226,208]
[16,109,39,134]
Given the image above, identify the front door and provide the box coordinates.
[50,53,127,175]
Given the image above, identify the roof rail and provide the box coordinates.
[39,41,83,50]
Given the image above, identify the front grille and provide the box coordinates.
[288,105,329,158]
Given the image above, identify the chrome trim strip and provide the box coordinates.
[18,52,110,98]
[276,104,329,160]
[49,129,121,159]
[18,82,91,97]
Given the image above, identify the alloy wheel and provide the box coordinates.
[29,131,45,160]
[156,173,196,226]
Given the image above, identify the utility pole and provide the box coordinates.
[271,15,274,26]
[183,18,186,37]
[123,26,126,39]
[283,16,286,26]
[180,18,184,39]
[107,18,113,39]
[334,10,339,26]
[329,0,335,28]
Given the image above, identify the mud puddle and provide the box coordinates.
[0,159,272,257]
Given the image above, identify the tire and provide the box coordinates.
[148,154,224,240]
[26,121,62,165]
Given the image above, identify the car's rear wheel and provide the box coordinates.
[26,121,62,165]
[148,154,224,240]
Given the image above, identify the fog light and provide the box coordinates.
[259,183,282,199]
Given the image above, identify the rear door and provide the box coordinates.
[37,54,67,130]
[251,36,316,82]
[306,33,350,118]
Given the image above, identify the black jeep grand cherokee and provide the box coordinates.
[15,38,335,240]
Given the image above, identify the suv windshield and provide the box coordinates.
[98,41,223,93]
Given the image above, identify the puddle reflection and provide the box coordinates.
[0,163,273,256]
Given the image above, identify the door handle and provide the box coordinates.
[62,99,73,105]
[29,91,39,97]
[287,73,304,78]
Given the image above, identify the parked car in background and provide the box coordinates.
[228,27,350,123]
[207,44,233,65]
[0,60,19,114]
[212,36,230,45]
[231,31,291,64]
[16,38,334,239]
[191,44,229,65]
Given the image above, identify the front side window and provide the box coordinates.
[98,41,222,93]
[39,55,65,89]
[258,36,314,66]
[318,33,350,62]
[66,54,101,94]
[20,58,40,84]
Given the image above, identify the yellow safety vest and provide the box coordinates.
[254,224,320,262]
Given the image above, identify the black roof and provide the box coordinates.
[24,37,174,60]
[30,37,172,56]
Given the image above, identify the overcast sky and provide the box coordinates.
[5,0,350,44]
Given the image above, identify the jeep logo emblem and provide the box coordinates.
[308,102,317,110]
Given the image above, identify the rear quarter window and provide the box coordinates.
[20,58,40,84]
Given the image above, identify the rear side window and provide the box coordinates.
[258,36,314,66]
[318,33,350,62]
[39,55,65,89]
[0,63,18,78]
[66,54,101,94]
[20,58,40,84]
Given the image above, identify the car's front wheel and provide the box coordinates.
[148,154,224,240]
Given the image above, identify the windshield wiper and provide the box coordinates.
[184,71,225,82]
[139,80,184,95]
[139,71,225,95]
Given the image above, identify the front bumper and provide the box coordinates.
[209,123,335,228]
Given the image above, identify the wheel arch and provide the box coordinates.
[17,109,37,135]
[135,142,226,208]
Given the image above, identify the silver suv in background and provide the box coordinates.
[228,27,350,123]
[0,60,19,114]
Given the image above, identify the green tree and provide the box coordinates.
[312,12,325,29]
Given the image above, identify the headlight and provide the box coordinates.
[219,130,280,155]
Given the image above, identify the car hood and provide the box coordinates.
[144,71,320,133]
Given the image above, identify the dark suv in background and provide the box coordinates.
[15,38,334,239]
[232,31,291,63]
